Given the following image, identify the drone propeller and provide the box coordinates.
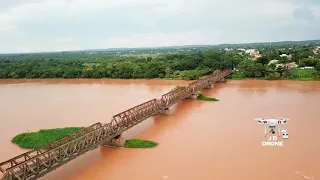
[273,117,290,124]
[254,117,266,124]
[276,117,290,121]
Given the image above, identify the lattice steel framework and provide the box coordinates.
[0,69,232,180]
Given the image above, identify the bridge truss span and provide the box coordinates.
[110,99,161,130]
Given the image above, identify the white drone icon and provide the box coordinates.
[254,117,290,137]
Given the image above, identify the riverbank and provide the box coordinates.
[230,68,320,81]
[230,77,320,81]
[0,73,210,81]
[1,74,319,82]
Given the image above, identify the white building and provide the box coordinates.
[245,49,257,54]
[280,54,292,59]
[268,60,279,66]
[276,62,298,68]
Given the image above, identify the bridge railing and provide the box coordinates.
[110,99,161,130]
[187,69,231,93]
[0,69,232,180]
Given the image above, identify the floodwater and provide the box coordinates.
[0,79,320,180]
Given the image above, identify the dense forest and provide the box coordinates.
[1,42,320,80]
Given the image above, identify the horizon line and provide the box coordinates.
[1,39,320,55]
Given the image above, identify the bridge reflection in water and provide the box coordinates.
[0,69,232,180]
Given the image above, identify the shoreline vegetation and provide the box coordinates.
[231,77,317,81]
[229,68,320,81]
[11,128,158,149]
[1,43,320,81]
[0,75,318,82]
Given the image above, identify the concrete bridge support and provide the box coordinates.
[187,91,198,99]
[204,84,214,89]
[217,78,227,83]
[102,134,126,147]
[158,107,171,115]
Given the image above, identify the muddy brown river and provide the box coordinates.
[0,79,320,180]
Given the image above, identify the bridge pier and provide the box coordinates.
[186,91,198,99]
[204,84,214,89]
[217,78,227,83]
[158,107,171,115]
[102,134,126,148]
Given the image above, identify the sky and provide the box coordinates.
[0,0,320,53]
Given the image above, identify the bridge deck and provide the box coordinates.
[0,69,232,180]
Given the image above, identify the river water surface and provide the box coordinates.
[0,79,320,180]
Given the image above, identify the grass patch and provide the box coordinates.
[11,127,83,149]
[124,139,158,148]
[12,128,159,149]
[296,68,316,78]
[197,93,219,101]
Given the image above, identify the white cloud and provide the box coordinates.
[0,0,319,53]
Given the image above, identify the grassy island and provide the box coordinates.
[124,139,158,148]
[12,127,158,149]
[197,92,219,101]
[11,127,83,149]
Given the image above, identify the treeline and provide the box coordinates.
[233,46,320,80]
[233,59,320,80]
[0,50,242,80]
[0,46,320,80]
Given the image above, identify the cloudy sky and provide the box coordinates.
[0,0,319,53]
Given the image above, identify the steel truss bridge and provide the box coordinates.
[0,69,232,180]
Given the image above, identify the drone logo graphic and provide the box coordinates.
[254,117,289,138]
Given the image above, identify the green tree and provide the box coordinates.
[266,72,280,80]
[256,56,269,65]
[315,63,320,72]
[238,60,266,78]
